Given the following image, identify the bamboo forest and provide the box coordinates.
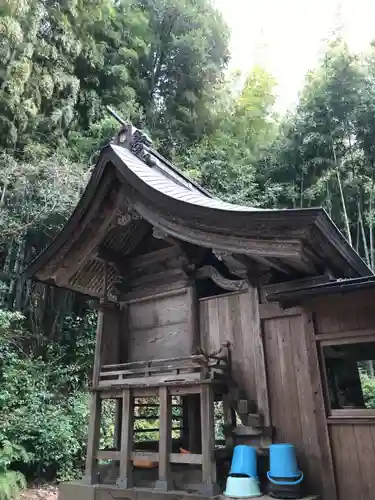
[2,0,375,498]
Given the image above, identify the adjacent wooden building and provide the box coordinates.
[26,124,375,500]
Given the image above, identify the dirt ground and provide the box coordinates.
[19,486,58,500]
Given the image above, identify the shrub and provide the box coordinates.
[360,373,375,409]
[0,309,96,482]
[0,440,29,500]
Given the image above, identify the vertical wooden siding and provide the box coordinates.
[313,290,375,335]
[126,288,193,361]
[312,288,375,500]
[101,306,122,365]
[329,424,375,500]
[199,286,270,425]
[262,308,336,499]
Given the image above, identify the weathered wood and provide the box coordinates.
[99,372,202,388]
[330,409,375,418]
[155,386,172,491]
[259,302,304,319]
[126,288,195,362]
[247,284,271,431]
[262,275,330,299]
[302,313,337,500]
[315,327,375,341]
[102,355,207,369]
[116,389,134,488]
[200,385,218,495]
[83,392,101,485]
[132,451,159,462]
[186,394,201,453]
[54,187,122,287]
[328,423,375,500]
[97,450,120,461]
[120,279,189,303]
[92,308,104,388]
[169,453,202,464]
[195,265,248,291]
[263,310,337,499]
[100,306,122,367]
[187,285,199,358]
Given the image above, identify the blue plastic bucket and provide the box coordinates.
[267,444,303,486]
[224,476,262,498]
[229,445,258,479]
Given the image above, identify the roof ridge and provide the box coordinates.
[111,122,212,197]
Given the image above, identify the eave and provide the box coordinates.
[23,143,371,298]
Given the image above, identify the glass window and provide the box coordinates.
[322,341,375,410]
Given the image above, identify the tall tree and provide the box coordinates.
[180,66,277,204]
[135,0,230,153]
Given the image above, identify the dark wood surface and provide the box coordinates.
[329,423,375,500]
[262,307,337,499]
[127,288,193,362]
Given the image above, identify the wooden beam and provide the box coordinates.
[131,202,304,259]
[259,303,303,320]
[96,246,127,275]
[169,453,202,464]
[262,275,330,299]
[247,285,271,444]
[195,265,248,291]
[92,305,104,388]
[52,185,122,286]
[116,389,134,488]
[155,387,172,491]
[83,392,101,485]
[200,385,218,495]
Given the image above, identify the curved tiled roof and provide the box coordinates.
[23,138,371,283]
[113,145,263,212]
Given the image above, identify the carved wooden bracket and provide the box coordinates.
[152,227,169,240]
[115,206,142,227]
[195,265,248,291]
[212,249,249,278]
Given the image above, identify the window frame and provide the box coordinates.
[318,333,375,419]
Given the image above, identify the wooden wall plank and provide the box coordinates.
[199,288,270,428]
[329,423,375,500]
[101,306,122,366]
[263,312,337,499]
[127,288,193,361]
[353,425,374,499]
[313,289,375,335]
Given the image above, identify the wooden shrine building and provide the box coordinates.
[25,124,375,500]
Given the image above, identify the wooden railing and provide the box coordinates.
[98,354,228,388]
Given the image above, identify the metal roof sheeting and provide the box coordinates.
[112,145,263,212]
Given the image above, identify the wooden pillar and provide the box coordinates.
[92,262,108,387]
[155,386,172,491]
[200,385,218,495]
[92,306,104,388]
[223,393,235,447]
[113,398,122,450]
[186,394,201,453]
[116,389,134,488]
[83,392,101,485]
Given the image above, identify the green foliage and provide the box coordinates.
[255,39,375,267]
[360,373,375,409]
[180,66,277,204]
[0,309,96,482]
[0,441,28,500]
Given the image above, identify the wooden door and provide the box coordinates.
[260,303,337,500]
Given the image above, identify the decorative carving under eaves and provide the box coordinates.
[195,265,248,292]
[212,249,248,279]
[213,249,232,261]
[152,227,168,240]
[115,206,141,226]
